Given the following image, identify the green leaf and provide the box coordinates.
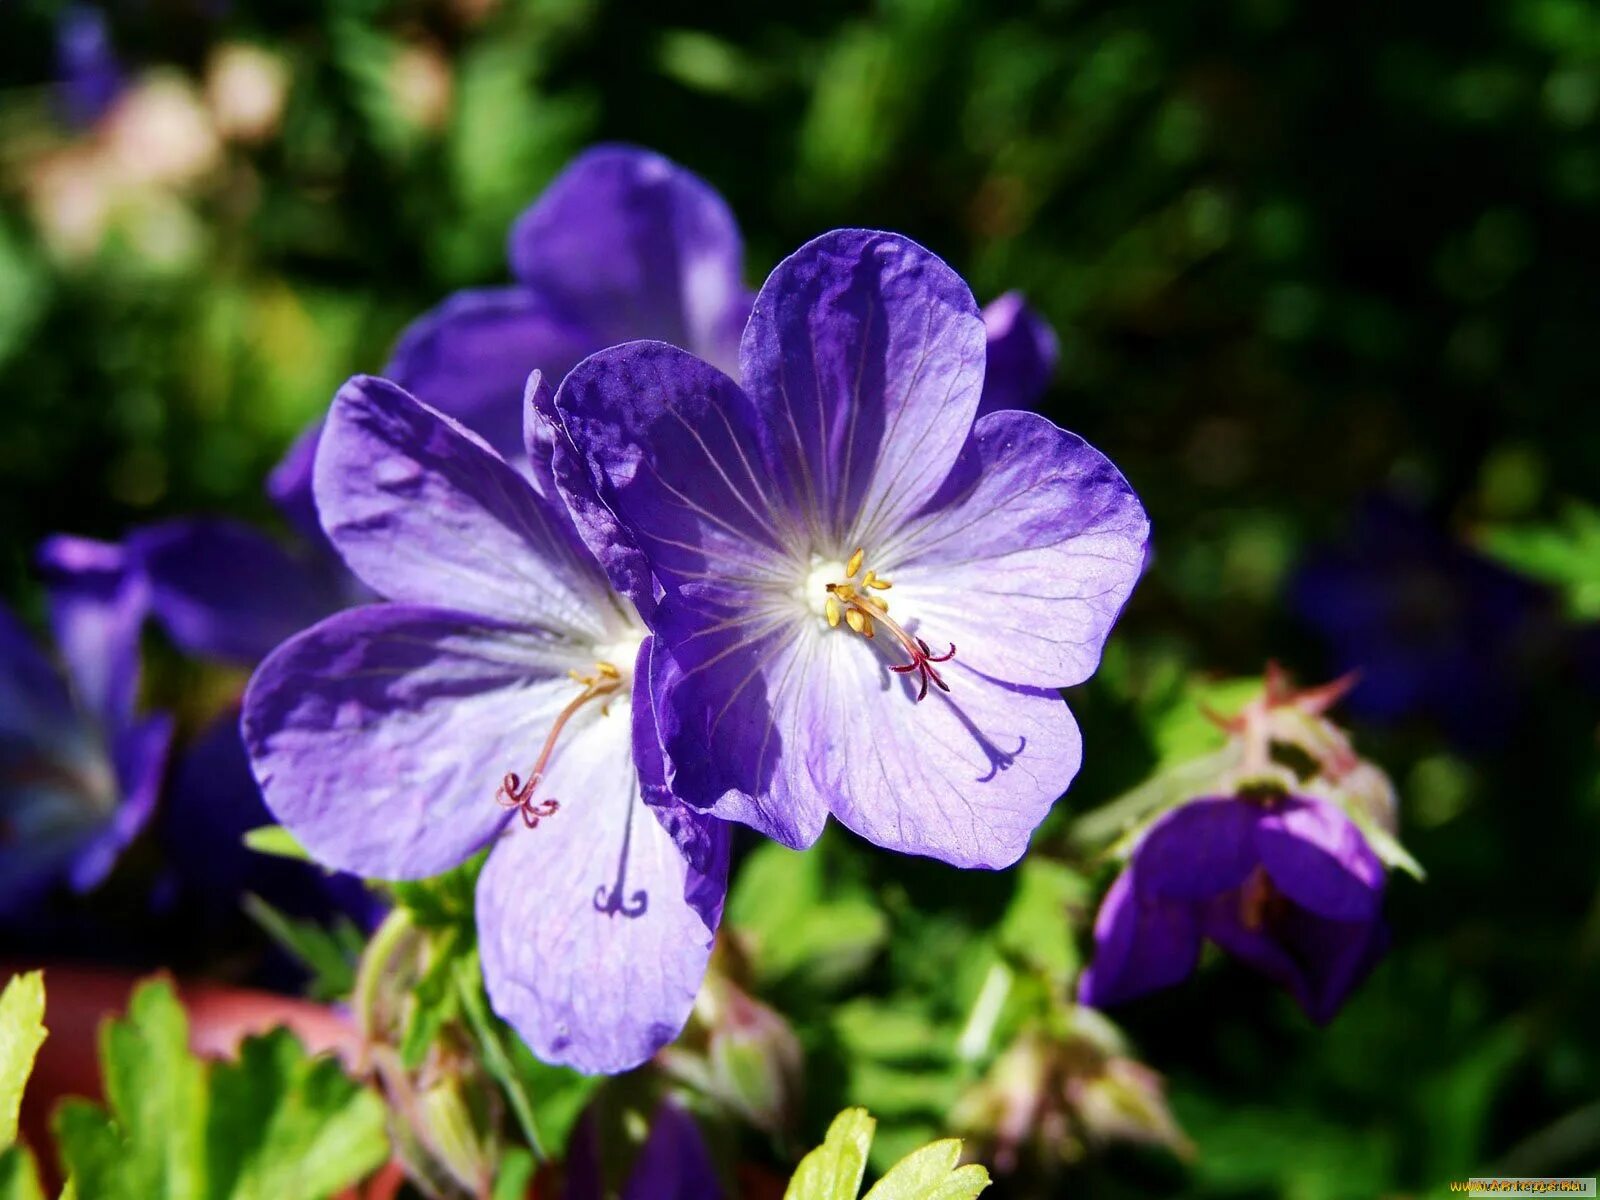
[785,1108,875,1200]
[241,826,312,863]
[54,978,206,1200]
[0,972,47,1149]
[996,860,1089,985]
[241,896,359,1002]
[204,1029,389,1200]
[1480,501,1600,619]
[862,1139,989,1200]
[0,1145,46,1200]
[489,1148,535,1200]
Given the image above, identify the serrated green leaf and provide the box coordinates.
[205,1029,389,1200]
[0,1144,46,1200]
[785,1108,875,1200]
[69,978,207,1200]
[0,972,47,1149]
[241,826,312,863]
[862,1138,989,1200]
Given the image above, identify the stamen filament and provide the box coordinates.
[822,547,957,702]
[496,664,623,828]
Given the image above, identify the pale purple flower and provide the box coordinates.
[242,374,728,1073]
[979,290,1059,416]
[1077,794,1388,1022]
[549,229,1149,868]
[0,538,171,912]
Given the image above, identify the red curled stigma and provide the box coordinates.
[496,772,561,828]
[888,637,957,702]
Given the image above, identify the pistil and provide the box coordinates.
[495,662,623,828]
[823,547,956,702]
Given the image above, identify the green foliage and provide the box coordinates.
[0,972,46,1150]
[785,1109,990,1200]
[241,895,363,1003]
[1481,502,1600,618]
[51,978,387,1200]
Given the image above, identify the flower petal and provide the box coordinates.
[267,420,328,549]
[67,712,171,893]
[386,285,595,464]
[554,341,794,609]
[477,655,728,1074]
[1133,797,1262,902]
[805,633,1082,867]
[739,229,987,549]
[242,604,600,879]
[1255,796,1385,921]
[0,601,76,744]
[508,145,747,375]
[132,519,344,665]
[880,409,1149,688]
[1077,870,1203,1008]
[315,375,617,638]
[36,534,149,731]
[978,292,1058,415]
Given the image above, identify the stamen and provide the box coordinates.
[495,662,623,830]
[823,549,956,702]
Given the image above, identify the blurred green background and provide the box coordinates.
[3,1,1599,1197]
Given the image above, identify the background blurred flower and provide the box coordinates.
[54,4,125,128]
[103,74,220,189]
[204,43,290,145]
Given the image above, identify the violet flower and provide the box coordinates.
[55,4,125,128]
[550,229,1149,868]
[565,1100,723,1200]
[1077,794,1388,1023]
[242,373,728,1073]
[1,539,171,912]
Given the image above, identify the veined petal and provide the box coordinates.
[133,518,344,664]
[804,633,1081,868]
[477,657,728,1074]
[36,534,148,732]
[1077,870,1203,1009]
[1133,797,1262,902]
[880,410,1149,688]
[554,341,797,607]
[651,611,831,851]
[242,604,602,879]
[386,285,595,465]
[738,229,986,549]
[978,291,1058,416]
[1255,796,1385,922]
[508,145,747,375]
[528,369,657,619]
[315,375,619,639]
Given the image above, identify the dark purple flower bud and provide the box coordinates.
[55,5,125,128]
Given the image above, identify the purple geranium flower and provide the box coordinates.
[550,229,1149,868]
[0,539,171,913]
[565,1100,723,1200]
[1077,794,1388,1023]
[242,373,728,1073]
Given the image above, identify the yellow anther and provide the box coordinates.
[567,668,589,684]
[863,571,892,590]
[845,608,873,637]
[846,547,865,578]
[597,661,621,679]
[825,593,842,627]
[863,594,889,615]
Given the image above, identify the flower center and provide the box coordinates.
[818,547,956,703]
[495,660,627,829]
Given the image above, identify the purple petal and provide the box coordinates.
[242,604,609,879]
[1133,797,1262,902]
[553,341,787,616]
[36,535,148,731]
[477,649,728,1074]
[266,420,328,550]
[132,519,343,665]
[978,292,1058,415]
[508,145,747,374]
[527,369,656,619]
[880,410,1149,688]
[315,375,618,636]
[1255,796,1385,922]
[1077,869,1203,1008]
[624,1102,724,1200]
[0,601,76,741]
[66,712,171,893]
[386,286,595,464]
[1202,893,1386,1023]
[738,229,987,548]
[804,634,1083,868]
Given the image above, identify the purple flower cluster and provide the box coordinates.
[232,148,1150,1072]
